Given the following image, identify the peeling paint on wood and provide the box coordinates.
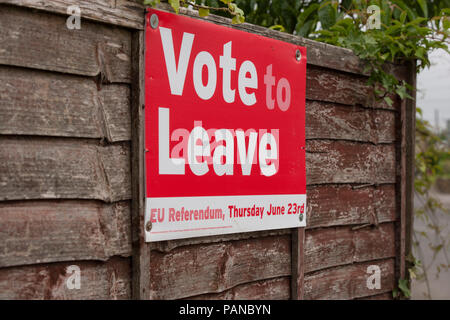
[306,101,396,143]
[0,67,131,142]
[307,184,396,229]
[148,227,396,299]
[0,257,131,299]
[0,6,132,82]
[149,235,291,299]
[0,200,132,267]
[305,223,396,273]
[304,259,395,300]
[306,141,396,185]
[0,138,131,202]
[307,66,398,110]
[2,0,145,29]
[189,277,290,300]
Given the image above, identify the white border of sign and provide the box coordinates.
[145,195,306,242]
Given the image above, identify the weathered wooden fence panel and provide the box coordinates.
[0,1,414,300]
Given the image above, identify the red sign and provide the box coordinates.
[145,9,306,241]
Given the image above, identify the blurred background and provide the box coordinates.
[412,48,450,299]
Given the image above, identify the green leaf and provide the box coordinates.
[392,288,399,298]
[341,0,352,11]
[417,0,428,18]
[396,84,413,100]
[232,14,245,24]
[384,96,394,106]
[398,279,411,298]
[318,2,337,30]
[169,0,180,14]
[443,17,450,30]
[143,0,160,5]
[269,24,286,32]
[198,8,210,17]
[415,47,426,60]
[297,19,315,37]
[400,11,407,24]
[295,3,319,34]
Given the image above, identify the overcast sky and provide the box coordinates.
[417,49,450,132]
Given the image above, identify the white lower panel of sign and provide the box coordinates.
[145,194,306,242]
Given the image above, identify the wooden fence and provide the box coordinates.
[0,1,415,300]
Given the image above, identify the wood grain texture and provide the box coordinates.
[306,66,398,110]
[305,223,396,273]
[149,225,396,299]
[150,228,292,253]
[399,60,416,286]
[0,257,131,299]
[0,5,132,82]
[1,65,399,144]
[189,277,290,300]
[356,292,393,300]
[291,228,305,299]
[149,235,291,299]
[2,0,145,29]
[306,141,396,185]
[130,29,152,299]
[304,259,395,300]
[0,200,131,267]
[0,138,131,202]
[0,67,131,141]
[191,277,394,300]
[306,101,396,143]
[307,184,396,229]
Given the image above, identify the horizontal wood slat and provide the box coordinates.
[306,66,398,110]
[189,277,290,300]
[189,259,396,300]
[1,66,399,145]
[0,257,131,299]
[356,292,393,300]
[149,235,291,300]
[0,138,392,202]
[0,200,131,267]
[149,224,396,299]
[307,184,396,229]
[1,66,398,145]
[0,67,131,142]
[306,101,396,143]
[305,223,396,273]
[306,141,396,185]
[2,0,145,30]
[304,259,395,300]
[0,5,132,82]
[150,229,291,254]
[0,138,131,202]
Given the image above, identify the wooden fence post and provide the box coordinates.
[291,228,305,300]
[131,27,152,300]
